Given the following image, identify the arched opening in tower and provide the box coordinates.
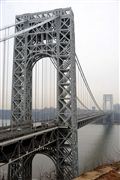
[32,57,57,127]
[32,154,56,180]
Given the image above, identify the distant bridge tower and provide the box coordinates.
[103,94,114,123]
[103,94,113,111]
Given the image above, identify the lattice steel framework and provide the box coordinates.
[103,94,113,111]
[103,94,114,123]
[10,8,78,179]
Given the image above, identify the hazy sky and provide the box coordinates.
[0,0,119,107]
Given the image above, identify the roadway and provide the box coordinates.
[0,112,104,164]
[0,112,104,142]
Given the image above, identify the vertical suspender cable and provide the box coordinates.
[46,59,47,122]
[39,59,42,121]
[0,39,1,126]
[78,67,79,109]
[83,77,85,110]
[39,61,41,123]
[43,59,46,121]
[53,60,55,120]
[42,59,43,122]
[38,60,40,122]
[36,61,38,125]
[49,59,50,122]
[34,62,37,129]
[2,30,6,127]
[53,60,56,119]
[78,69,79,112]
[49,60,51,121]
[77,67,79,116]
[5,28,9,126]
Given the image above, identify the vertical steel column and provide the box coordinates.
[56,9,78,179]
[23,20,32,126]
[8,155,32,180]
[70,11,79,177]
[56,15,65,180]
[11,18,32,129]
[23,156,32,180]
[8,159,23,180]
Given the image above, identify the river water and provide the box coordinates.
[0,122,120,179]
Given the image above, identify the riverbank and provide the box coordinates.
[74,161,120,180]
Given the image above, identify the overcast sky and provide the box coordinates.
[0,0,119,107]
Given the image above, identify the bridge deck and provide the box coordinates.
[0,126,58,147]
[0,113,104,143]
[0,113,104,165]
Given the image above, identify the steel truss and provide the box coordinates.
[0,128,57,179]
[10,7,78,179]
[8,147,58,180]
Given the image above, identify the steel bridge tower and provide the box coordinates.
[103,94,114,123]
[9,8,78,180]
[103,94,113,111]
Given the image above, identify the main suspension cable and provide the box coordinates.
[75,54,102,111]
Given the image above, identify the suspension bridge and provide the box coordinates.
[0,7,111,180]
